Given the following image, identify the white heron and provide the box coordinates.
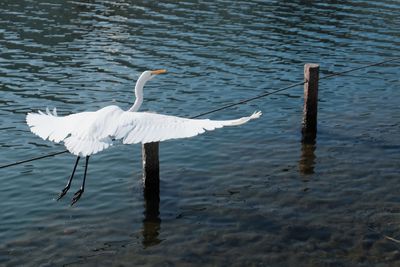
[26,69,262,205]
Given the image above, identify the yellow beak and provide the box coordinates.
[151,69,167,75]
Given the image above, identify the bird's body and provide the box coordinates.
[26,69,261,205]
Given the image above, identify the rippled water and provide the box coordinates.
[1,0,399,266]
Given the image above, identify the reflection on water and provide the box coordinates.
[1,0,400,266]
[299,142,316,176]
[142,220,162,248]
[142,181,161,248]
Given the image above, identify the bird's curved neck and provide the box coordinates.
[128,74,146,112]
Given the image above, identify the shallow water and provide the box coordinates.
[0,0,399,266]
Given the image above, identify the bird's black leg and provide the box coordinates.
[71,156,89,206]
[57,156,80,200]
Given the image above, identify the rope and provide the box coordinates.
[0,150,68,169]
[1,57,399,169]
[320,57,400,80]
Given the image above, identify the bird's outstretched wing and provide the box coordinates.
[27,107,81,143]
[113,111,262,144]
[27,105,262,156]
[26,106,120,156]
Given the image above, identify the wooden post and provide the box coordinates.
[302,63,319,144]
[142,142,160,188]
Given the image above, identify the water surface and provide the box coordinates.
[1,0,399,266]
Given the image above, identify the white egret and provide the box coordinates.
[26,69,262,205]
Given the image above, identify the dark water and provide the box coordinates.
[1,0,399,266]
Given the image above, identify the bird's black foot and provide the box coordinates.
[71,188,84,206]
[57,186,70,201]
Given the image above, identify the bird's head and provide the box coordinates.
[141,69,167,82]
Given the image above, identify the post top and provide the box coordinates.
[304,63,320,68]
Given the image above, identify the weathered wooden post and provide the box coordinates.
[302,63,319,144]
[142,142,160,189]
[142,142,160,216]
[142,142,160,215]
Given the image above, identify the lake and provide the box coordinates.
[0,0,399,266]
